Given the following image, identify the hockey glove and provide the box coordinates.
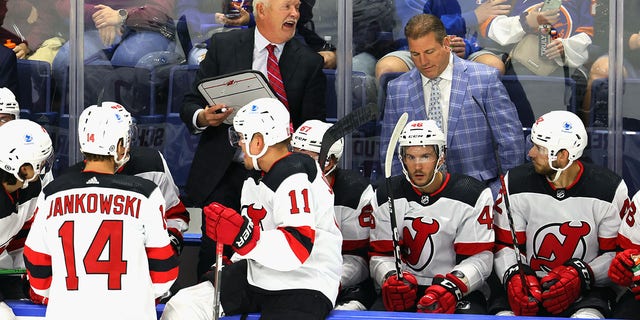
[541,258,594,314]
[609,248,639,287]
[204,202,260,256]
[29,287,49,305]
[631,274,640,300]
[417,273,467,314]
[167,227,184,256]
[381,271,418,311]
[504,264,542,316]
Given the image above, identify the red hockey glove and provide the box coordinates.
[609,249,638,287]
[204,202,260,256]
[541,258,594,314]
[29,287,49,305]
[417,273,467,314]
[504,264,542,316]
[167,227,184,256]
[381,271,418,311]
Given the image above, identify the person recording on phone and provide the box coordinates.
[181,0,326,278]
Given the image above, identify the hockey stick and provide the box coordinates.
[318,102,379,171]
[472,96,534,299]
[384,112,408,279]
[213,242,223,320]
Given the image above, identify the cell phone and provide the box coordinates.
[223,0,253,19]
[541,0,562,11]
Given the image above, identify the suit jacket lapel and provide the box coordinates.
[408,69,427,120]
[279,40,300,85]
[448,55,468,142]
[237,29,255,70]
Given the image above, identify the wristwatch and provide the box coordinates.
[118,9,128,25]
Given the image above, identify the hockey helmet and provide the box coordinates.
[78,102,133,169]
[231,98,291,170]
[0,119,53,188]
[531,110,587,162]
[292,119,344,161]
[0,87,19,120]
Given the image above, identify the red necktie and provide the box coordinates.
[266,44,289,108]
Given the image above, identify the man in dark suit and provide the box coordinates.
[180,0,326,277]
[0,46,17,94]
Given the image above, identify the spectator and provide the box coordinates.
[180,0,326,278]
[0,0,35,59]
[24,103,179,319]
[291,119,376,311]
[0,46,17,93]
[161,98,342,320]
[370,120,494,313]
[375,0,511,80]
[0,119,53,320]
[493,111,624,317]
[380,13,524,198]
[609,189,640,320]
[580,0,640,127]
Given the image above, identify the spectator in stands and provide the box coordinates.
[580,0,640,127]
[0,0,35,59]
[476,0,593,78]
[609,189,640,320]
[51,0,177,76]
[0,119,53,320]
[291,120,377,311]
[370,120,494,314]
[375,0,511,80]
[493,111,624,318]
[181,0,326,278]
[381,13,523,198]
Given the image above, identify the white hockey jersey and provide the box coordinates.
[370,173,494,293]
[493,161,625,287]
[0,179,41,269]
[24,171,179,320]
[616,190,640,251]
[332,168,375,288]
[237,153,343,305]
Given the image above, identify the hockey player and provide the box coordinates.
[291,119,376,310]
[493,110,625,317]
[608,190,640,319]
[0,119,52,320]
[24,104,179,320]
[370,120,494,313]
[64,101,190,256]
[0,87,19,126]
[161,98,342,320]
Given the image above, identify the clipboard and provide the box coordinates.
[197,70,277,124]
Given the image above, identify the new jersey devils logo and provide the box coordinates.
[403,217,439,271]
[246,204,267,227]
[529,221,591,272]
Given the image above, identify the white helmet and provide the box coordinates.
[78,102,133,169]
[232,97,291,171]
[0,87,19,119]
[398,120,446,188]
[292,119,344,160]
[530,110,587,182]
[0,119,53,188]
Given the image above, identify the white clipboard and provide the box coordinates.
[197,70,277,124]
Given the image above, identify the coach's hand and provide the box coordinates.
[382,271,418,311]
[609,249,638,287]
[417,273,466,314]
[204,202,260,255]
[541,259,593,314]
[504,264,542,316]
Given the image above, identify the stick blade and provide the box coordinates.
[318,103,378,170]
[384,112,408,178]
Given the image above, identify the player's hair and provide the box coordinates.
[0,168,18,185]
[83,153,116,163]
[404,13,446,44]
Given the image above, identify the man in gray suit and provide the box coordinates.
[380,13,524,198]
[180,0,327,277]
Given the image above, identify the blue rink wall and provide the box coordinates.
[5,299,576,320]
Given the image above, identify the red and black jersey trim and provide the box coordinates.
[278,225,315,263]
